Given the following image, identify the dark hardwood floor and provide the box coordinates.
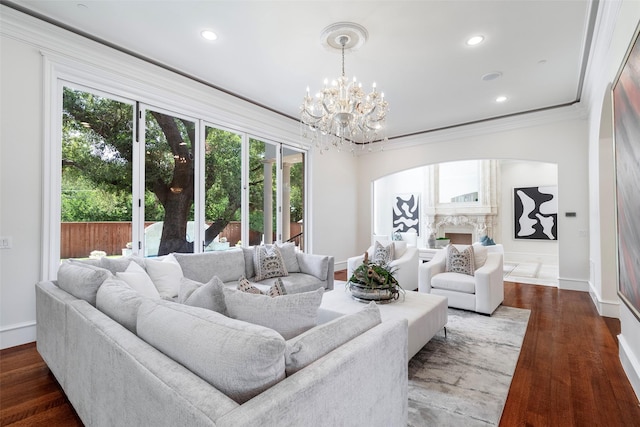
[1,273,639,426]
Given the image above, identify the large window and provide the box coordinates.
[56,85,306,266]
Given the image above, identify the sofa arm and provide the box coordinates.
[296,253,334,290]
[474,252,504,315]
[346,254,365,280]
[216,319,408,427]
[418,249,446,293]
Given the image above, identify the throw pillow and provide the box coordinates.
[96,276,146,334]
[237,275,262,294]
[276,242,300,273]
[253,245,288,281]
[57,260,112,306]
[372,241,394,266]
[472,243,488,270]
[284,301,381,376]
[115,261,160,299]
[178,276,227,314]
[446,245,476,276]
[144,254,184,299]
[137,299,286,404]
[267,277,287,297]
[222,287,323,339]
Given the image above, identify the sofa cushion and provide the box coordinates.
[144,254,184,299]
[431,272,476,294]
[284,301,381,376]
[276,242,300,273]
[242,247,255,279]
[96,276,146,333]
[255,272,324,294]
[137,299,286,404]
[253,245,288,281]
[116,261,160,299]
[296,253,329,282]
[223,287,323,339]
[57,260,112,306]
[178,276,227,314]
[446,245,475,276]
[175,250,245,284]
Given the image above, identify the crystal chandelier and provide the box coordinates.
[300,23,389,153]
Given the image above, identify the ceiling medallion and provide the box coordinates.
[300,22,389,154]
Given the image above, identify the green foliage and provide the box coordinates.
[61,87,305,250]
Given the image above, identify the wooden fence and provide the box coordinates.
[61,221,303,258]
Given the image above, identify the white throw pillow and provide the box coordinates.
[144,253,184,299]
[472,243,488,270]
[116,261,160,299]
[223,287,323,339]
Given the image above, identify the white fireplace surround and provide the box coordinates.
[428,215,494,244]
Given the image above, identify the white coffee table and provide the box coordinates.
[319,281,448,360]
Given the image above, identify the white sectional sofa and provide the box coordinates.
[36,247,409,427]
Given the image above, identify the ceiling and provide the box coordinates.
[6,0,597,140]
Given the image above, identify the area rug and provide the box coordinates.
[407,306,530,426]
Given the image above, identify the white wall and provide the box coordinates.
[354,114,589,291]
[585,0,640,400]
[0,35,43,348]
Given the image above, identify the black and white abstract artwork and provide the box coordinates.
[513,186,557,240]
[393,193,419,235]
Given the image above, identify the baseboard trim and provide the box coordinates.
[619,334,640,403]
[558,277,589,292]
[588,282,620,318]
[0,321,37,350]
[334,260,347,272]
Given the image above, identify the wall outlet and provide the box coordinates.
[0,236,12,249]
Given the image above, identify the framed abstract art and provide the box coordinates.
[392,193,419,235]
[513,186,557,240]
[612,23,640,321]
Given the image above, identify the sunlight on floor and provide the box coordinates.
[503,262,559,286]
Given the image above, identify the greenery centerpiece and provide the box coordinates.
[347,252,403,303]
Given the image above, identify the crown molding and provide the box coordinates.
[369,102,588,154]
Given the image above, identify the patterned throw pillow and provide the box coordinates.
[371,241,394,266]
[238,275,262,294]
[446,245,476,276]
[267,277,287,297]
[239,276,288,298]
[253,245,288,281]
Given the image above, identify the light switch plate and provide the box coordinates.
[0,236,12,249]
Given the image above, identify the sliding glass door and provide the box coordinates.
[56,83,308,268]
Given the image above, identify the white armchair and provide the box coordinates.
[347,241,419,290]
[419,244,504,315]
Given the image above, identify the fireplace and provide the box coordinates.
[445,232,473,245]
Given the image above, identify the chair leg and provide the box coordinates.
[444,326,447,338]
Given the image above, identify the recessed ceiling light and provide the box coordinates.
[466,35,484,46]
[201,30,218,41]
[496,96,508,103]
